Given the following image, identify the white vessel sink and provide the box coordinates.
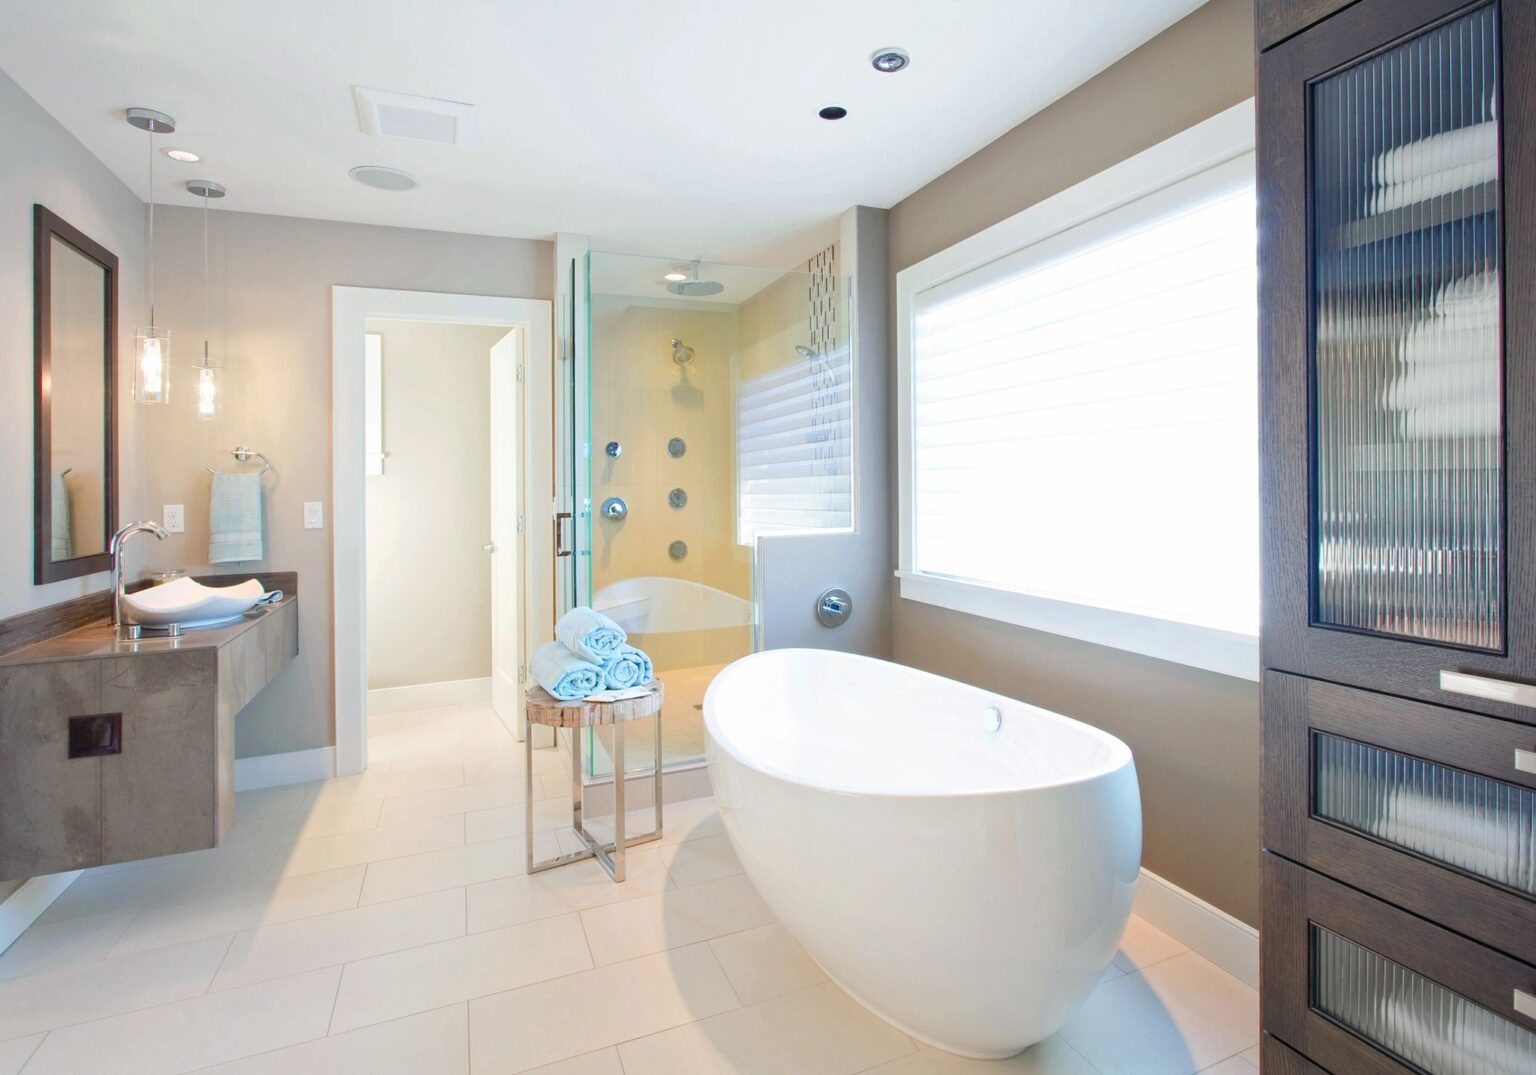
[123,577,268,630]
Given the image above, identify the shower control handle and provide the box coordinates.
[816,588,853,628]
[605,441,622,458]
[601,497,629,521]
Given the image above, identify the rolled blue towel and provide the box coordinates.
[600,645,653,690]
[531,641,602,701]
[556,606,627,662]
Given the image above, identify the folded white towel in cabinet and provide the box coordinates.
[1372,120,1498,186]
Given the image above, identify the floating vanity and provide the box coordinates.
[0,573,298,878]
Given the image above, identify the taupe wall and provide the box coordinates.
[0,69,145,619]
[889,0,1255,269]
[365,320,510,692]
[135,207,551,758]
[887,0,1261,925]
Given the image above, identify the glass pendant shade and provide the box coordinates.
[195,362,220,421]
[132,326,171,404]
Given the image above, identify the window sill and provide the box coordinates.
[896,571,1259,682]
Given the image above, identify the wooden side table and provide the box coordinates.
[524,680,665,882]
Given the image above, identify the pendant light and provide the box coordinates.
[186,179,225,421]
[128,107,175,405]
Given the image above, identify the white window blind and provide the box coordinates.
[736,344,853,546]
[909,161,1259,638]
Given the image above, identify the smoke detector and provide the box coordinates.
[353,86,475,147]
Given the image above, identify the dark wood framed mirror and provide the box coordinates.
[34,204,118,584]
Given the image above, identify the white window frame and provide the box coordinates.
[894,99,1259,681]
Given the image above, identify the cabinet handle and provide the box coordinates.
[1439,670,1536,709]
[1517,989,1536,1021]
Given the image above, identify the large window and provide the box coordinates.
[896,103,1258,679]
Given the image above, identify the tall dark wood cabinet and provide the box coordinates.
[1257,1,1536,1072]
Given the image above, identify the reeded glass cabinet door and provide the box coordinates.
[1312,926,1536,1074]
[1261,0,1536,711]
[1310,3,1504,650]
[1313,732,1536,896]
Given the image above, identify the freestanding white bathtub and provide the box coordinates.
[704,648,1141,1058]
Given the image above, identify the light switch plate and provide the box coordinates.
[304,501,324,530]
[162,505,185,533]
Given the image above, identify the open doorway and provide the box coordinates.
[361,320,520,726]
[331,288,553,776]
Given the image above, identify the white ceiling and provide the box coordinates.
[0,0,1204,264]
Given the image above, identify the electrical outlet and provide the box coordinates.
[304,501,325,530]
[162,505,185,533]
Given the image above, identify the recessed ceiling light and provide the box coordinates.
[163,147,200,163]
[870,48,910,73]
[818,106,848,121]
[664,269,690,282]
[349,165,418,191]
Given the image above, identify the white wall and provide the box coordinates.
[364,319,508,691]
[0,69,145,617]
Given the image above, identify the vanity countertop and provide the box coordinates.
[0,593,297,667]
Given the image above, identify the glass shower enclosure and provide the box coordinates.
[570,250,850,780]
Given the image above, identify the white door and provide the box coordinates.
[489,330,522,731]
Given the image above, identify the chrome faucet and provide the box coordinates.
[109,521,170,638]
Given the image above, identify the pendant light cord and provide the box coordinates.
[146,129,155,329]
[202,184,210,363]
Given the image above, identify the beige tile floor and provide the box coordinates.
[0,702,1259,1074]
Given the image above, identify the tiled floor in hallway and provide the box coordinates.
[0,703,1258,1074]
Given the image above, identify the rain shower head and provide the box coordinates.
[671,338,695,366]
[666,260,724,297]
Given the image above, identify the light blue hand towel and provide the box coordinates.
[209,471,264,564]
[556,606,627,662]
[51,471,72,560]
[600,645,653,690]
[531,641,603,701]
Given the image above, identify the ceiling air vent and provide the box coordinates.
[353,86,474,147]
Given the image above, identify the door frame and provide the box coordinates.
[331,287,553,776]
[488,329,522,730]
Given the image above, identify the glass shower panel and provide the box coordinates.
[1311,4,1503,649]
[580,251,850,779]
[1312,926,1536,1074]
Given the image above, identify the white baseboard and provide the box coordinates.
[0,872,82,955]
[578,762,713,815]
[235,746,337,791]
[1133,867,1259,989]
[367,676,490,715]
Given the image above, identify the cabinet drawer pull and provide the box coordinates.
[1517,989,1536,1021]
[1440,670,1536,709]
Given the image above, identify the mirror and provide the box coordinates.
[35,205,117,584]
